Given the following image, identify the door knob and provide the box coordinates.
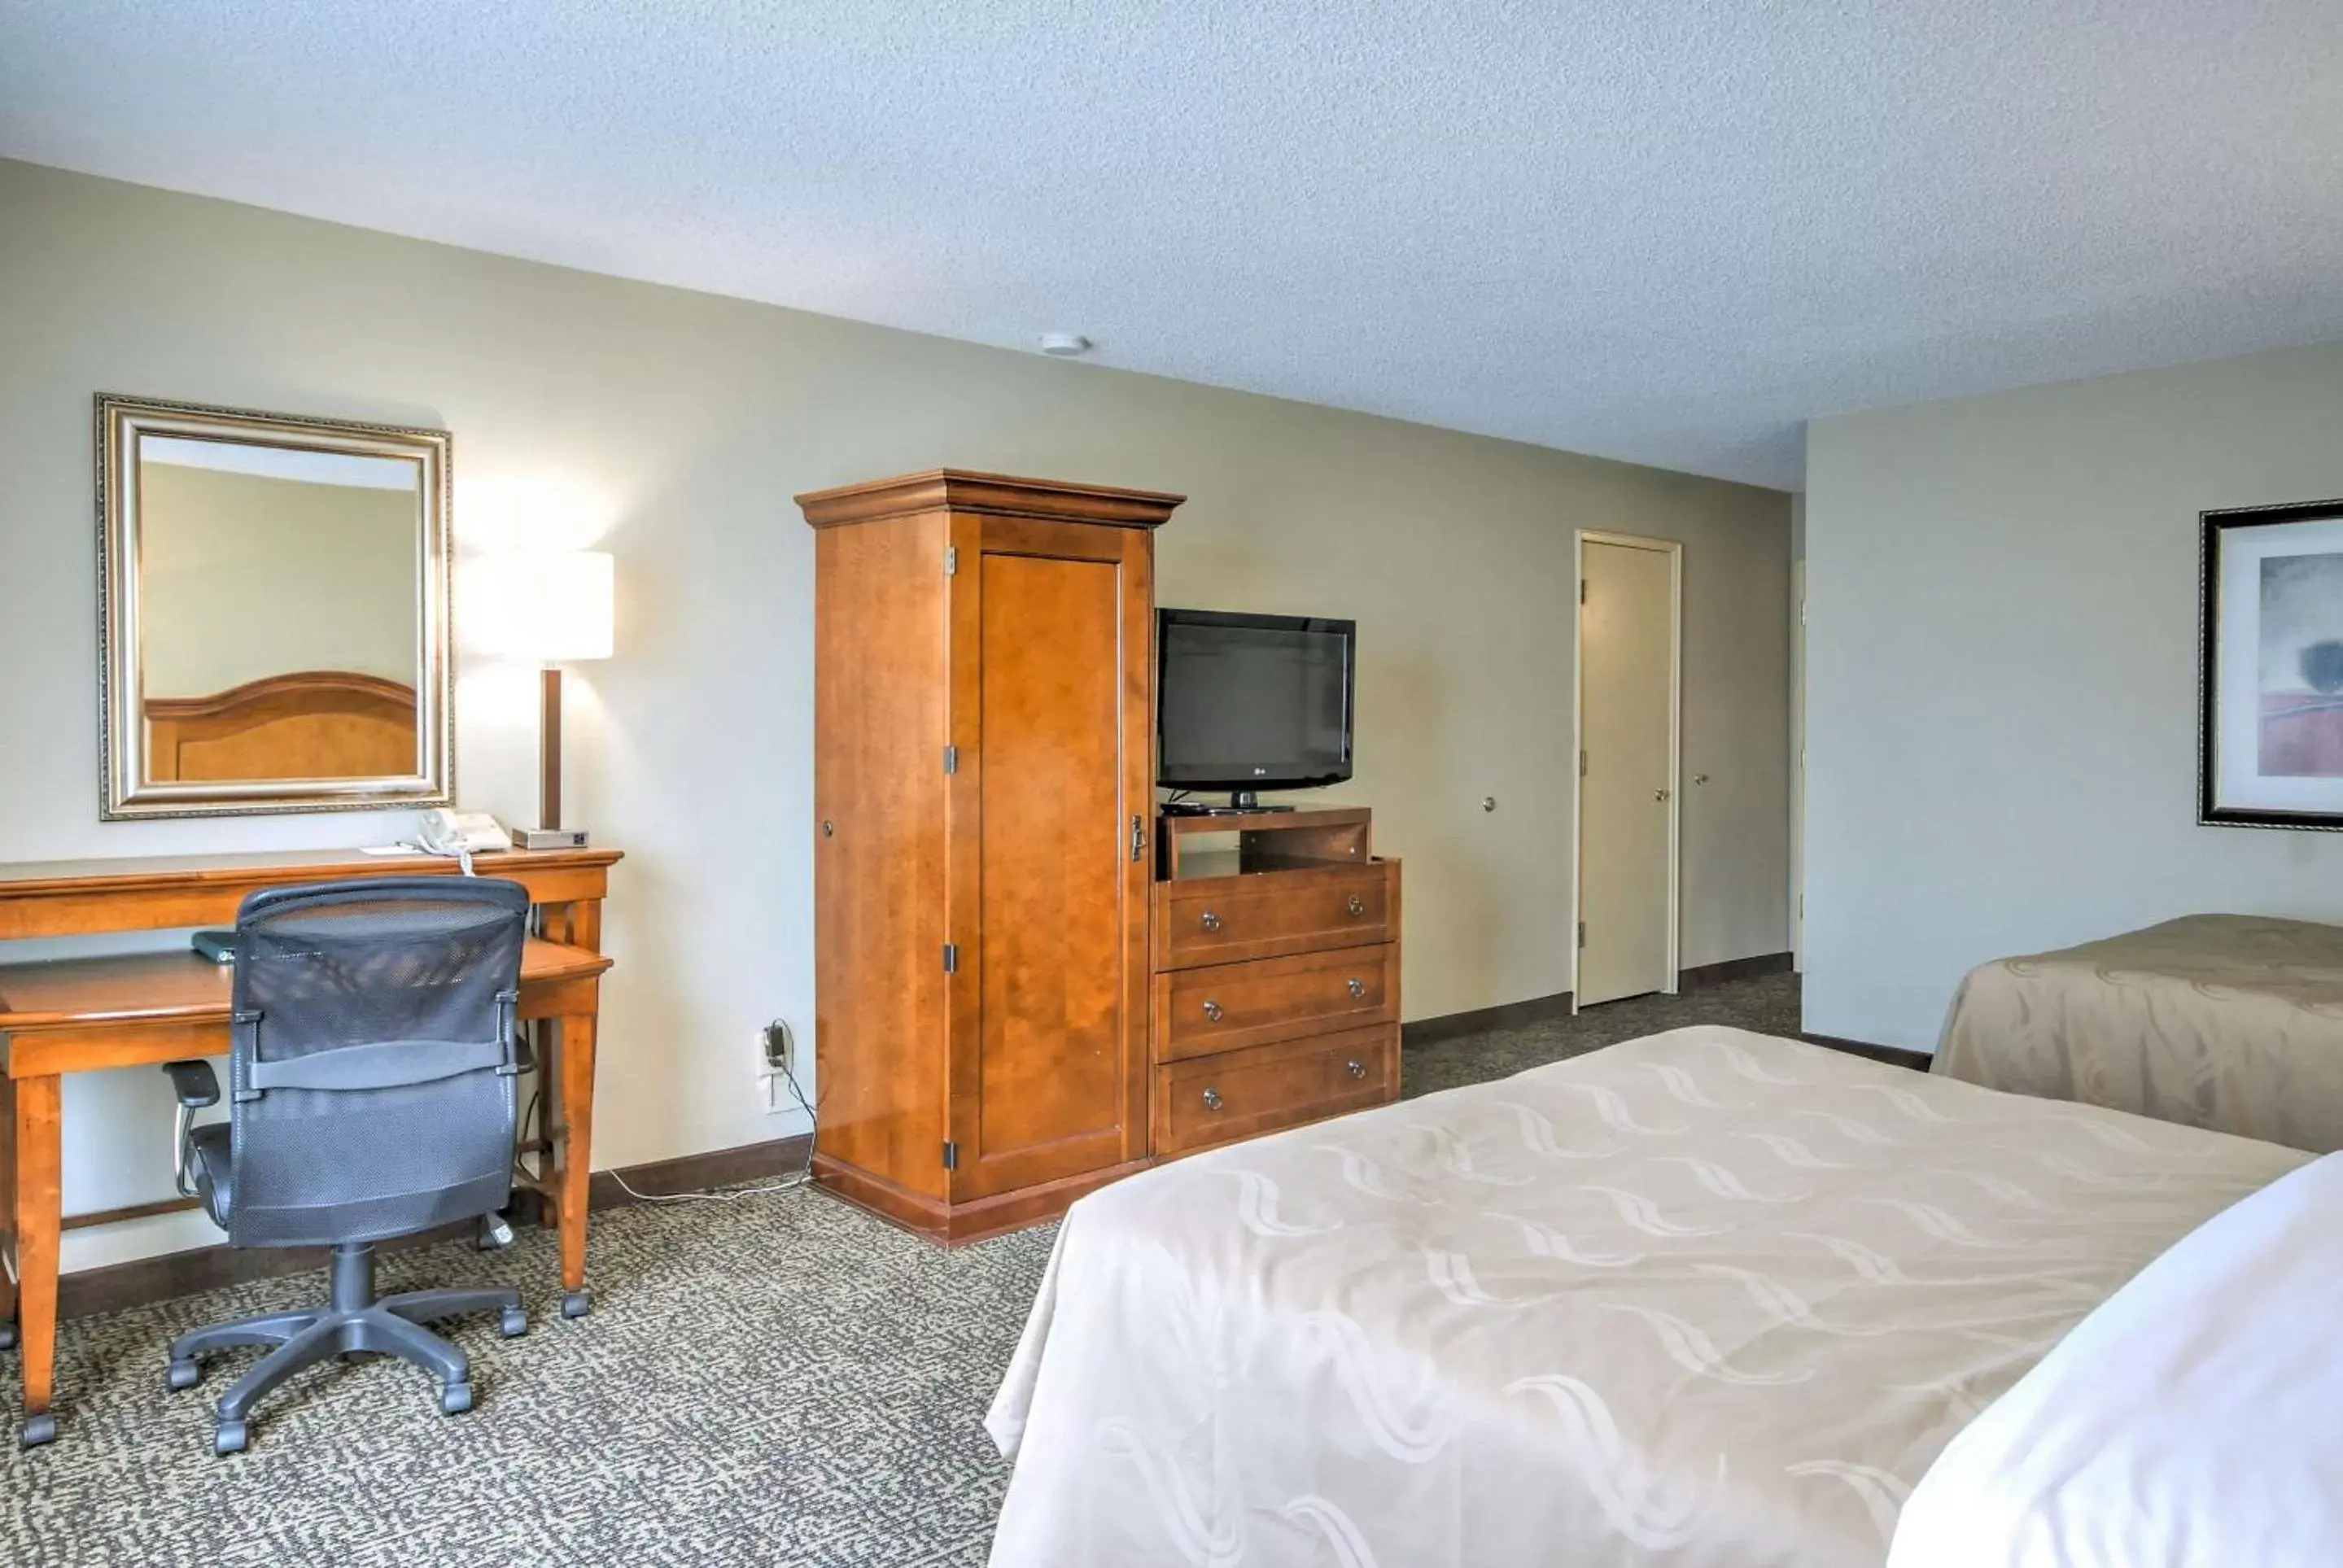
[1200,910,1222,932]
[1202,1000,1223,1022]
[1202,1088,1223,1111]
[1346,894,1366,917]
[1346,1059,1367,1079]
[1346,977,1366,998]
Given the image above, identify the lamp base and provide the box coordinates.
[515,827,591,851]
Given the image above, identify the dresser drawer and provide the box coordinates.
[1155,862,1395,970]
[1152,1026,1397,1156]
[1156,943,1397,1062]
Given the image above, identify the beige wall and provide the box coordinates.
[139,462,420,696]
[1805,339,2343,1052]
[0,159,1790,1269]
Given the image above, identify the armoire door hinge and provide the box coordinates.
[1579,748,1589,776]
[943,745,958,775]
[942,1141,959,1171]
[1577,920,1587,949]
[943,943,959,973]
[944,546,959,576]
[1580,579,1588,605]
[1130,815,1147,862]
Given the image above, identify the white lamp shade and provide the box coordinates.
[472,551,614,662]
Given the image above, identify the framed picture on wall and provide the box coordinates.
[2201,497,2343,828]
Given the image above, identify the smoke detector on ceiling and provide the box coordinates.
[1039,333,1093,357]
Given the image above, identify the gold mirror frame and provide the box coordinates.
[96,394,455,819]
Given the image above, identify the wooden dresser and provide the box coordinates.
[1150,808,1401,1154]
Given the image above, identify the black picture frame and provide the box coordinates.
[2200,496,2343,829]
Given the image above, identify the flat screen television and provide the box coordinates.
[1156,608,1354,796]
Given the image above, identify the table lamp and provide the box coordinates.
[474,550,614,849]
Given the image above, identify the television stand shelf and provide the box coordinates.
[1156,805,1372,880]
[1149,806,1401,1156]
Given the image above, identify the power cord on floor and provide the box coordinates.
[602,1048,820,1206]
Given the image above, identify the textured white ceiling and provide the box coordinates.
[5,2,2341,489]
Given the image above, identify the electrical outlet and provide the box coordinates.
[754,1019,798,1115]
[761,1019,794,1077]
[752,1029,778,1114]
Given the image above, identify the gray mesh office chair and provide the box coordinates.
[161,876,535,1456]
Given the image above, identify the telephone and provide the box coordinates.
[414,809,511,871]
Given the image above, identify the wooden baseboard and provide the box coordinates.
[58,1132,815,1321]
[1804,1033,1934,1072]
[588,1132,811,1211]
[1677,950,1794,990]
[1401,950,1796,1047]
[1402,990,1575,1047]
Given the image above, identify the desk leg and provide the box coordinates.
[530,1020,561,1231]
[13,1075,60,1447]
[555,1013,597,1319]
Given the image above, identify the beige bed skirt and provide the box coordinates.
[1935,913,2343,1152]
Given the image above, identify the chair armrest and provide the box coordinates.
[163,1059,220,1109]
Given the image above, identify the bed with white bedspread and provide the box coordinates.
[985,1026,2308,1567]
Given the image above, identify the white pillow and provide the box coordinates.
[1889,1152,2343,1568]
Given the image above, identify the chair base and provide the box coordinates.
[167,1241,523,1455]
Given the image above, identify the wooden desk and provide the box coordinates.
[0,847,619,1448]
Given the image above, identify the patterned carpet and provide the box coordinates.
[3,973,1803,1568]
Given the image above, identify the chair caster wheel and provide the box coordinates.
[167,1358,201,1392]
[212,1419,247,1457]
[439,1381,473,1416]
[560,1289,591,1319]
[498,1304,528,1339]
[20,1413,56,1448]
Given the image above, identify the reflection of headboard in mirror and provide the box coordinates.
[143,670,419,784]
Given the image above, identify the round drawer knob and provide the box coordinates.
[1346,977,1366,999]
[1346,1059,1367,1079]
[1202,1000,1223,1022]
[1202,1087,1223,1112]
[1200,911,1222,932]
[1346,895,1366,917]
[820,820,835,838]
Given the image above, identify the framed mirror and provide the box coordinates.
[97,395,453,819]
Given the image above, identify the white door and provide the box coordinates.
[1790,558,1805,971]
[1576,534,1679,1007]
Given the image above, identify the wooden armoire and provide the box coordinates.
[800,470,1183,1243]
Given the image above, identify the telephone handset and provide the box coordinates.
[414,809,512,872]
